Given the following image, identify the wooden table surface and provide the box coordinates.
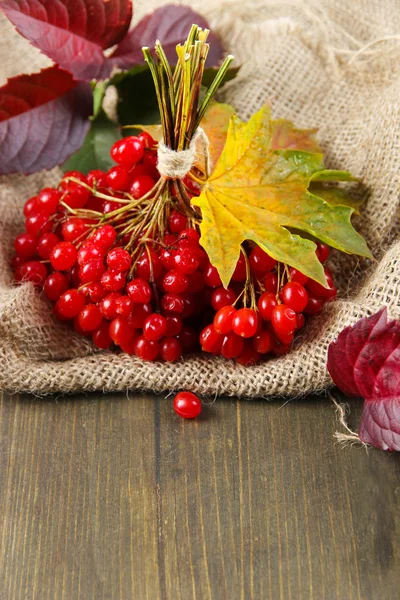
[0,391,399,600]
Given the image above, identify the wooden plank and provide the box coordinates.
[0,392,399,600]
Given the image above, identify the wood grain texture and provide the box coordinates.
[0,392,399,600]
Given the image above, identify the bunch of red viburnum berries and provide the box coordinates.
[12,130,337,365]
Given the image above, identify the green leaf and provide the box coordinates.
[201,66,240,89]
[195,105,372,288]
[114,66,160,128]
[62,111,121,175]
[92,81,106,120]
[310,183,365,212]
[311,169,358,182]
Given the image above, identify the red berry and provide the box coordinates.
[106,166,131,191]
[101,270,126,292]
[160,247,176,271]
[92,225,117,250]
[177,228,200,248]
[165,315,183,337]
[99,292,121,320]
[173,391,202,419]
[78,304,103,332]
[83,281,106,303]
[61,218,88,242]
[264,272,278,293]
[63,182,90,209]
[160,337,182,362]
[273,341,291,356]
[232,308,258,338]
[138,131,156,148]
[173,248,200,275]
[253,328,274,354]
[80,259,106,283]
[24,196,40,217]
[271,305,296,335]
[214,305,237,334]
[119,334,139,355]
[16,260,47,286]
[25,213,50,237]
[280,282,308,312]
[200,324,223,353]
[236,342,262,366]
[258,292,278,321]
[203,264,222,288]
[50,241,77,271]
[14,233,37,259]
[60,171,87,189]
[231,253,247,282]
[36,188,61,215]
[109,316,135,346]
[106,247,132,272]
[56,289,85,319]
[161,293,184,314]
[135,250,162,280]
[134,336,159,361]
[221,332,245,359]
[304,295,324,316]
[127,278,152,304]
[177,326,198,351]
[249,246,276,276]
[143,313,167,342]
[92,321,113,349]
[316,242,330,263]
[37,233,60,260]
[163,270,188,294]
[169,210,188,233]
[289,268,309,286]
[296,313,305,329]
[87,170,108,188]
[211,287,236,311]
[43,272,69,301]
[187,271,204,293]
[275,330,294,345]
[115,295,133,317]
[77,241,105,266]
[306,268,337,299]
[129,175,155,199]
[128,303,152,328]
[111,136,144,166]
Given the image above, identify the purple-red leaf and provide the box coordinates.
[112,5,224,68]
[1,0,133,80]
[0,66,92,175]
[327,308,400,451]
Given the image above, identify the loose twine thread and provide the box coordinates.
[157,127,211,179]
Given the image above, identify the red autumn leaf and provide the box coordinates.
[327,308,400,451]
[1,0,133,80]
[111,5,224,68]
[0,66,92,174]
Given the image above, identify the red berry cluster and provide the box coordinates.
[12,133,337,365]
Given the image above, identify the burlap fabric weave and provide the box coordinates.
[0,0,399,397]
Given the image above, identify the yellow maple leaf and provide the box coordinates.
[194,105,372,288]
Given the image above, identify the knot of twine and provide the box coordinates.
[157,127,210,179]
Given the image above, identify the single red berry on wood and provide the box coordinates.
[78,304,103,332]
[43,272,69,302]
[50,241,77,271]
[258,292,278,321]
[14,233,37,259]
[232,308,258,338]
[214,305,237,334]
[143,313,167,342]
[134,336,160,361]
[271,305,296,335]
[173,391,202,419]
[280,282,308,313]
[160,337,182,362]
[56,289,85,319]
